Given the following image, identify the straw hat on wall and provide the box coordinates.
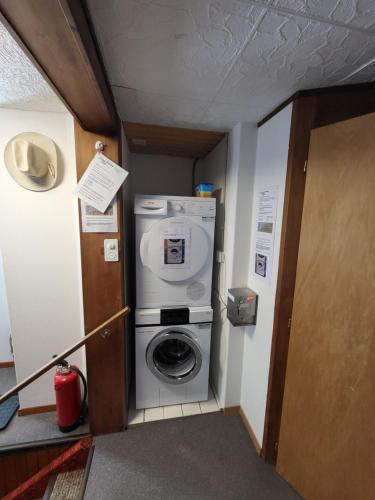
[4,132,58,191]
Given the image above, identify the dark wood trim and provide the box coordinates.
[258,81,375,127]
[74,121,127,436]
[0,361,14,368]
[0,0,117,134]
[18,404,56,417]
[257,93,298,128]
[262,87,375,463]
[261,96,317,462]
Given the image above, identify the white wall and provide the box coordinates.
[130,153,194,196]
[0,249,12,363]
[240,104,293,444]
[196,124,258,408]
[0,108,85,409]
[195,137,228,405]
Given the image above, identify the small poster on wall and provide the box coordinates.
[81,197,118,233]
[253,186,278,283]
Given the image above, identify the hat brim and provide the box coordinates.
[4,132,58,192]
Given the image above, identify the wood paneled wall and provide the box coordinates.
[0,443,70,498]
[74,122,127,435]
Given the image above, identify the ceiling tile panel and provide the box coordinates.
[214,10,375,105]
[0,22,65,112]
[87,0,375,129]
[88,0,266,100]
[199,99,269,129]
[273,0,375,30]
[112,86,210,129]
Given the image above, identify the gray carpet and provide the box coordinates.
[85,412,300,500]
[0,367,89,448]
[0,409,90,448]
[0,366,16,394]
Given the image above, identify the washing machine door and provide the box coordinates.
[140,217,210,282]
[146,328,202,384]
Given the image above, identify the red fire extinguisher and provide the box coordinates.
[54,358,87,433]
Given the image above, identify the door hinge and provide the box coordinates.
[287,317,292,329]
[303,160,307,173]
[274,440,279,452]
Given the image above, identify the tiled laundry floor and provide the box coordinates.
[128,386,220,425]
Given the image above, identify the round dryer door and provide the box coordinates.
[140,217,210,282]
[146,329,202,384]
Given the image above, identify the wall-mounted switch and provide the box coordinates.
[104,239,119,262]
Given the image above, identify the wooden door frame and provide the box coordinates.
[261,82,375,462]
[0,0,127,434]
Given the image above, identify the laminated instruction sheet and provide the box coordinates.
[253,186,278,282]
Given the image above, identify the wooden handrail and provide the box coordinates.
[0,306,130,405]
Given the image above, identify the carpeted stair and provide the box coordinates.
[42,469,86,500]
[3,437,92,500]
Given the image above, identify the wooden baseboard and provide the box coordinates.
[239,407,262,455]
[0,361,14,368]
[224,404,262,455]
[223,405,240,416]
[18,404,56,416]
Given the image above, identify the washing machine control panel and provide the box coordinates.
[161,308,190,325]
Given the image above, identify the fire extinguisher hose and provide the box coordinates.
[70,365,88,426]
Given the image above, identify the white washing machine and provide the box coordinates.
[135,306,212,409]
[135,195,215,308]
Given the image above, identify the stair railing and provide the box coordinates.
[0,306,130,405]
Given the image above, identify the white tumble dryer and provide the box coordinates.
[135,195,216,308]
[135,306,212,409]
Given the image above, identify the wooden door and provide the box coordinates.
[276,112,375,499]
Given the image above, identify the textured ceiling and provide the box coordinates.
[0,21,66,113]
[87,0,375,130]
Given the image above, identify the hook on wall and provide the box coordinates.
[95,141,106,153]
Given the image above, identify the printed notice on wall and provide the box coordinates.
[73,153,128,213]
[81,197,118,233]
[254,186,278,282]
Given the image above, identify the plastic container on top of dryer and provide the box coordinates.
[135,195,216,309]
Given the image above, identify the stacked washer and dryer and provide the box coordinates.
[134,195,216,409]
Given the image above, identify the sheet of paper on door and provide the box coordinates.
[73,153,128,213]
[81,197,118,233]
[253,186,278,283]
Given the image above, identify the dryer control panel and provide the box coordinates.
[134,195,215,217]
[167,199,216,217]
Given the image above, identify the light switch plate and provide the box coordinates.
[104,239,119,262]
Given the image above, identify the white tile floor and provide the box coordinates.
[128,386,220,425]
